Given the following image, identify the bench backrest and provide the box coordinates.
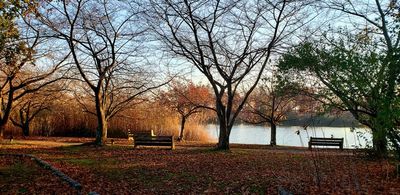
[128,130,155,136]
[310,137,343,142]
[134,130,155,138]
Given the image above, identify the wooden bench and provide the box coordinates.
[128,130,175,150]
[308,137,344,150]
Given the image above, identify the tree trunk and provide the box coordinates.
[370,52,398,157]
[0,120,9,139]
[178,116,186,141]
[21,112,30,136]
[0,87,14,139]
[0,125,3,139]
[95,93,108,146]
[95,111,107,146]
[217,120,230,150]
[372,126,387,157]
[270,122,277,146]
[22,123,30,137]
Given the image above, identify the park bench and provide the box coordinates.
[308,137,344,150]
[128,130,175,150]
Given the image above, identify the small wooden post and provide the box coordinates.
[127,129,133,141]
[9,136,13,143]
[171,136,175,150]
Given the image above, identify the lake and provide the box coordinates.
[205,124,372,148]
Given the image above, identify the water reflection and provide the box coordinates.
[205,124,372,148]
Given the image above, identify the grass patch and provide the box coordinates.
[65,158,97,166]
[291,154,304,160]
[61,156,119,168]
[249,184,267,194]
[59,145,84,153]
[18,187,28,193]
[100,168,126,180]
[0,162,39,183]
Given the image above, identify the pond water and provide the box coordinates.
[205,124,372,148]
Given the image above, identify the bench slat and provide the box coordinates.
[311,138,343,141]
[134,142,174,146]
[135,139,173,142]
[135,136,172,139]
[308,137,343,150]
[310,142,342,146]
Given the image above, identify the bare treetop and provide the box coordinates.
[149,0,316,149]
[35,0,169,145]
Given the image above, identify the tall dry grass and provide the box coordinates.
[4,99,212,142]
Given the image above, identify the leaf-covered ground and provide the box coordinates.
[0,155,75,194]
[1,137,399,194]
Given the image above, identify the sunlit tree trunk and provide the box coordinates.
[95,92,108,146]
[178,116,186,141]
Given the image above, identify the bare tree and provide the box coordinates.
[10,89,57,136]
[149,0,315,149]
[160,81,214,141]
[36,0,168,145]
[0,1,68,138]
[241,73,297,146]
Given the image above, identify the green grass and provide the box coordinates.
[0,162,39,183]
[249,184,267,194]
[65,158,97,166]
[291,154,304,159]
[59,145,83,153]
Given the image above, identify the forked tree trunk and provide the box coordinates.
[178,116,186,141]
[270,122,277,146]
[22,123,30,137]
